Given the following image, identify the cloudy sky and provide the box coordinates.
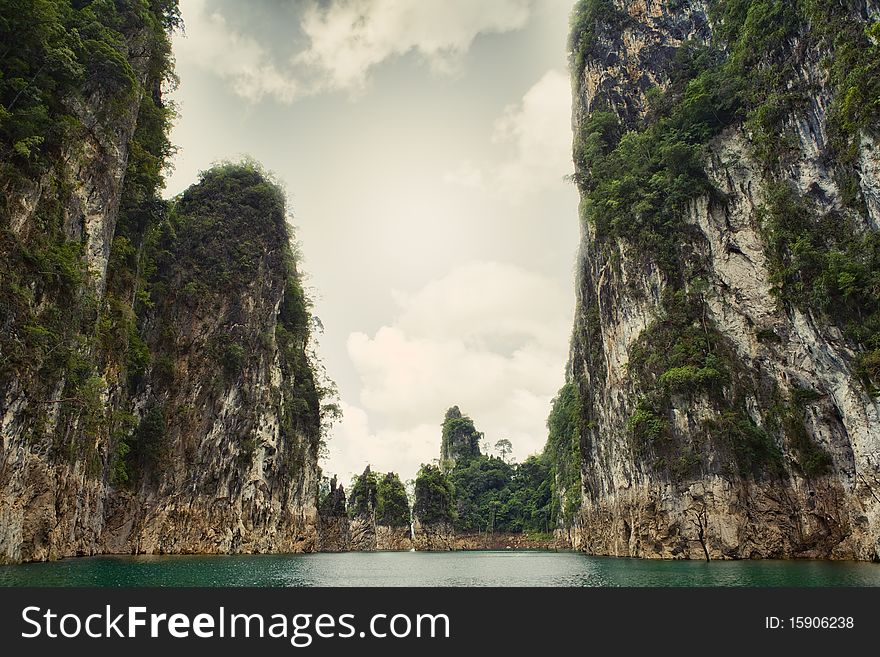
[165,0,580,486]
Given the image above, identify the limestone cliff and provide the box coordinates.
[439,405,482,471]
[412,519,455,551]
[316,476,349,552]
[99,164,322,556]
[559,0,880,560]
[0,1,322,563]
[318,469,413,551]
[376,525,414,551]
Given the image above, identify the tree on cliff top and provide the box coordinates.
[348,465,378,518]
[495,438,513,463]
[376,472,411,528]
[413,464,455,525]
[448,451,552,534]
[319,476,347,517]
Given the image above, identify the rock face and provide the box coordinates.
[320,517,413,552]
[99,166,322,557]
[412,520,455,551]
[318,469,414,551]
[346,465,378,550]
[452,532,567,551]
[376,525,414,551]
[350,517,412,551]
[317,518,351,553]
[348,516,376,551]
[316,476,349,551]
[562,0,880,560]
[0,2,321,563]
[0,164,322,563]
[439,406,482,471]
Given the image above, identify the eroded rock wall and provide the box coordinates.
[565,0,880,560]
[0,4,321,564]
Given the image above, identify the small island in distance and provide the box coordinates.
[316,405,563,553]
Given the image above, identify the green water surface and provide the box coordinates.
[1,551,879,587]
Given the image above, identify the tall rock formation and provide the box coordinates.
[439,406,482,472]
[412,463,455,550]
[558,0,880,560]
[316,477,350,552]
[348,466,379,550]
[316,469,413,551]
[375,471,413,550]
[100,164,322,556]
[0,1,322,563]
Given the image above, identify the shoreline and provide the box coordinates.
[5,547,880,568]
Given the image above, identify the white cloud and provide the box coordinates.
[393,261,570,346]
[445,69,574,202]
[177,0,534,103]
[176,0,299,103]
[323,403,438,487]
[322,261,571,483]
[296,0,533,93]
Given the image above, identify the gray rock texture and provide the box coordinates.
[565,0,880,560]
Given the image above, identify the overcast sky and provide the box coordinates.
[165,0,579,486]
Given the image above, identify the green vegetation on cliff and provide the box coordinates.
[450,453,553,534]
[545,383,583,524]
[319,476,348,518]
[423,406,555,533]
[563,0,879,493]
[414,464,455,526]
[1,1,335,492]
[106,160,332,486]
[0,0,180,189]
[440,405,482,470]
[376,472,411,528]
[759,181,880,395]
[0,0,178,473]
[132,162,331,479]
[571,0,880,390]
[348,466,378,517]
[320,468,411,527]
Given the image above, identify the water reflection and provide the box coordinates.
[1,551,878,587]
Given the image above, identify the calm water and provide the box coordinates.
[1,551,879,587]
